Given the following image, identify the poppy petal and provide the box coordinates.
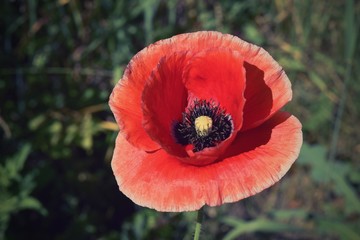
[109,74,161,151]
[240,61,292,131]
[112,112,302,212]
[109,88,159,151]
[184,48,246,131]
[142,52,190,157]
[219,36,292,131]
[177,31,292,131]
[108,32,224,151]
[110,31,289,149]
[218,111,302,205]
[177,132,237,166]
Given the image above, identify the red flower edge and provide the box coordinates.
[109,31,302,212]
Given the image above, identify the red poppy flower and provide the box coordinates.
[109,31,302,212]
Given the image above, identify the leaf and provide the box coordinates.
[121,209,158,240]
[317,219,360,240]
[331,166,360,214]
[3,144,31,182]
[0,144,31,189]
[309,71,326,91]
[270,209,309,221]
[302,95,332,132]
[80,113,93,151]
[298,143,360,214]
[18,197,47,215]
[349,170,360,184]
[222,217,301,240]
[297,143,330,183]
[112,66,124,86]
[278,57,305,71]
[244,24,264,45]
[28,114,46,130]
[49,121,62,146]
[344,0,357,61]
[0,196,17,214]
[0,143,46,237]
[64,124,78,145]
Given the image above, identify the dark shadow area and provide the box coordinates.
[222,112,291,158]
[242,62,273,130]
[6,141,136,239]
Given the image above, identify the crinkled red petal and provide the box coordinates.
[112,112,302,212]
[240,61,292,131]
[142,52,190,157]
[108,32,224,151]
[175,31,292,132]
[109,83,160,151]
[218,36,292,131]
[178,132,237,166]
[110,31,291,150]
[109,49,172,151]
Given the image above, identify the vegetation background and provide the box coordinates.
[1,0,359,239]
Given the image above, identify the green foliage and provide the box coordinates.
[298,143,360,215]
[119,210,198,240]
[1,0,360,239]
[222,217,300,240]
[317,220,360,240]
[221,142,360,239]
[0,145,46,239]
[218,143,360,240]
[120,209,158,240]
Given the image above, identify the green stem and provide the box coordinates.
[193,207,204,240]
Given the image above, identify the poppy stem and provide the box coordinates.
[193,207,204,240]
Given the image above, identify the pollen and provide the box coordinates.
[173,99,233,152]
[195,116,213,136]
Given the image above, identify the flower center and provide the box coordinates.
[173,99,233,152]
[194,116,212,137]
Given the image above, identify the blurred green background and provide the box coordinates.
[1,0,359,239]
